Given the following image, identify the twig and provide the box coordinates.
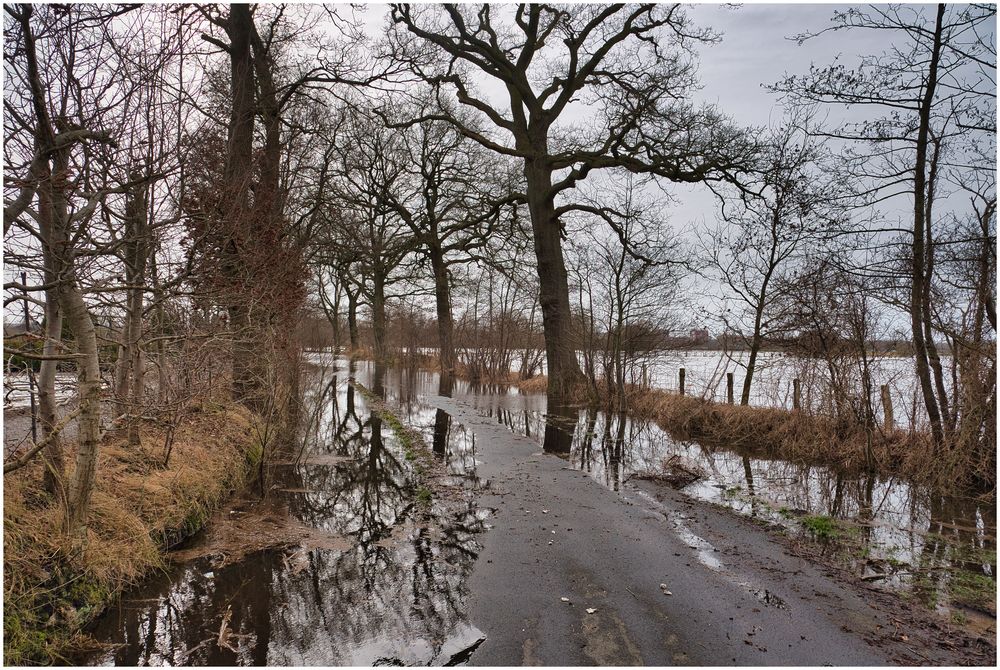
[217,605,233,651]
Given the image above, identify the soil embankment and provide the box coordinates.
[3,399,260,664]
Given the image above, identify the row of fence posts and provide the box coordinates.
[674,367,896,431]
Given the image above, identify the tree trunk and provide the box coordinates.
[224,3,256,404]
[920,138,953,434]
[910,3,946,445]
[741,333,762,406]
[116,175,149,447]
[149,250,168,404]
[429,245,455,376]
[523,155,582,401]
[36,165,66,498]
[372,273,387,362]
[346,285,359,352]
[38,289,64,498]
[60,275,103,538]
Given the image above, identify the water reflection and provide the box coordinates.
[542,401,575,455]
[83,363,489,666]
[558,410,995,612]
[334,356,995,616]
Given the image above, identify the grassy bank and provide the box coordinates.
[3,399,260,665]
[629,387,991,493]
[350,381,436,501]
[513,374,990,494]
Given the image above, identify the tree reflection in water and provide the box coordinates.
[84,365,488,666]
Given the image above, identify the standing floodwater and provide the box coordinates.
[81,362,489,665]
[78,357,995,665]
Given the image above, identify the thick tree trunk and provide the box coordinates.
[346,286,359,352]
[372,274,388,363]
[224,3,257,404]
[429,245,455,375]
[523,155,582,401]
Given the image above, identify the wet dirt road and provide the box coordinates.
[421,388,989,666]
[79,359,994,666]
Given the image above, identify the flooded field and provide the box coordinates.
[79,356,995,664]
[366,359,995,620]
[421,347,932,423]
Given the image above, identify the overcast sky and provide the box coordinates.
[670,3,910,230]
[360,3,935,229]
[352,3,977,330]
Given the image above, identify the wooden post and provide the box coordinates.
[793,378,801,411]
[881,385,894,431]
[726,372,734,405]
[678,367,685,396]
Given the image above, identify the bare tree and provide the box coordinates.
[315,104,419,362]
[705,113,849,405]
[380,102,519,378]
[389,3,755,401]
[4,3,144,535]
[773,2,996,446]
[568,174,681,410]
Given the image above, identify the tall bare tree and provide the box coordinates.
[389,3,754,401]
[773,2,996,446]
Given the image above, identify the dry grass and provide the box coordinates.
[516,375,549,394]
[625,386,986,493]
[502,373,985,494]
[3,400,258,665]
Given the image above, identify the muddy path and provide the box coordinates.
[79,357,995,666]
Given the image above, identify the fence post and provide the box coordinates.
[793,378,801,411]
[881,385,894,431]
[679,367,685,396]
[726,372,734,405]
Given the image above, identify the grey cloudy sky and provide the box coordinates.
[353,2,960,328]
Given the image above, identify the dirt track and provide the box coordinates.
[424,391,995,666]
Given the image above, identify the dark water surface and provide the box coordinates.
[82,362,488,665]
[81,356,995,664]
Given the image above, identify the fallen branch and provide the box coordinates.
[4,406,82,473]
[217,605,233,651]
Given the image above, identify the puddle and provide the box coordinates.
[80,363,490,666]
